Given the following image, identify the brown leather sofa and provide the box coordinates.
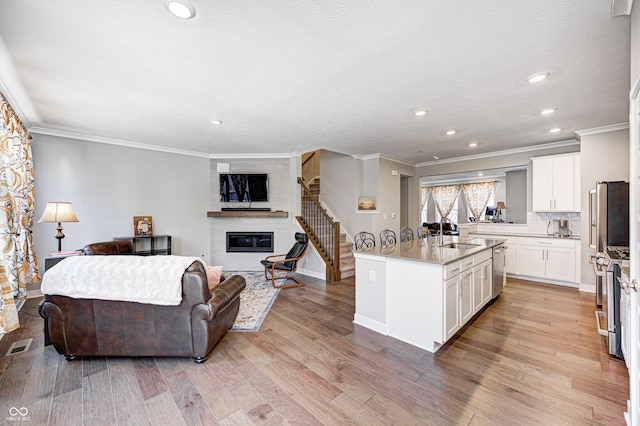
[39,240,245,363]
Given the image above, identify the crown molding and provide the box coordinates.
[352,153,415,167]
[415,139,580,167]
[574,122,629,137]
[209,152,299,159]
[29,127,212,158]
[0,37,39,127]
[29,126,300,159]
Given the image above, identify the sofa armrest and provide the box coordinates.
[208,274,245,317]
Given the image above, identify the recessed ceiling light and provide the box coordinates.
[446,130,456,135]
[540,108,557,115]
[527,72,550,83]
[414,109,428,116]
[478,172,484,177]
[210,119,223,125]
[549,127,562,133]
[469,142,478,147]
[165,0,196,19]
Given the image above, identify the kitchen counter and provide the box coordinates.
[353,237,500,353]
[354,236,504,265]
[461,222,581,240]
[470,230,581,240]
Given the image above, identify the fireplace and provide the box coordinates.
[226,232,274,253]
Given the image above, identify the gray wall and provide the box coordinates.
[579,128,630,287]
[505,170,526,223]
[319,152,417,241]
[32,133,211,289]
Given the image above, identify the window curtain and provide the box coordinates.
[429,184,461,221]
[462,181,496,220]
[419,187,431,216]
[0,92,40,333]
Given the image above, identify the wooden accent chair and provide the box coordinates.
[260,232,308,289]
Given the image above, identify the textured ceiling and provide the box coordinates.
[0,0,631,164]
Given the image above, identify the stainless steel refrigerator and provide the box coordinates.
[590,181,629,306]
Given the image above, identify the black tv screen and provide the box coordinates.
[219,174,268,202]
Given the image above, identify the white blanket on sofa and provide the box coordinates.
[41,255,206,306]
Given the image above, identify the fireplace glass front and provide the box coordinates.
[226,232,274,253]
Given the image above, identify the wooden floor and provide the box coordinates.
[0,276,629,425]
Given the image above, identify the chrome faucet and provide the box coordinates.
[439,221,444,245]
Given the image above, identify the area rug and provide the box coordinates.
[228,272,282,332]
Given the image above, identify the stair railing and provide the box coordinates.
[296,177,341,282]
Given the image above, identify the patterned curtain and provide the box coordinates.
[0,92,40,333]
[429,184,461,221]
[462,181,496,220]
[420,186,430,216]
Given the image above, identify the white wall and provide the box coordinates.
[209,156,300,271]
[632,4,640,87]
[31,133,211,288]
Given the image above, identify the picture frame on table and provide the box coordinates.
[134,216,153,236]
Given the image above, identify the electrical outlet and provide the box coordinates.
[369,270,376,282]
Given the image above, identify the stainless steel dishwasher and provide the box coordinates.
[492,244,507,299]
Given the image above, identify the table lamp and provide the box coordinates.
[496,201,507,222]
[37,202,79,252]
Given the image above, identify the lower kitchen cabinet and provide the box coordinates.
[444,276,460,341]
[443,250,493,342]
[515,237,577,283]
[460,269,474,324]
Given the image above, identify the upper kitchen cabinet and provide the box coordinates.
[532,153,581,212]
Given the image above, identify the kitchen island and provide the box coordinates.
[353,237,504,353]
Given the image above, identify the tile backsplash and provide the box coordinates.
[527,212,582,236]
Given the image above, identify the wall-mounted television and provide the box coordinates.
[219,174,268,202]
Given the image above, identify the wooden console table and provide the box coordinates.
[207,211,288,218]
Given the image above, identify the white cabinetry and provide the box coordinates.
[532,153,580,212]
[515,237,578,283]
[460,269,474,324]
[444,276,460,341]
[443,249,493,341]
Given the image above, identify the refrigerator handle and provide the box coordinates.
[588,188,597,249]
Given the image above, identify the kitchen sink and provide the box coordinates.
[438,243,480,249]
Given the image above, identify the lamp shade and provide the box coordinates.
[37,202,79,223]
[496,201,507,210]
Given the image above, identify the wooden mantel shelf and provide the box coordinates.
[207,211,289,218]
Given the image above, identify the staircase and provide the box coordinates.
[339,233,355,279]
[297,178,355,281]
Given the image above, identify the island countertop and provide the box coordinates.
[353,236,505,265]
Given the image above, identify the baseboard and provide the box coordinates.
[507,274,579,289]
[27,289,43,299]
[296,267,325,280]
[353,314,387,335]
[579,283,596,293]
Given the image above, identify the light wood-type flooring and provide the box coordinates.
[0,276,629,425]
